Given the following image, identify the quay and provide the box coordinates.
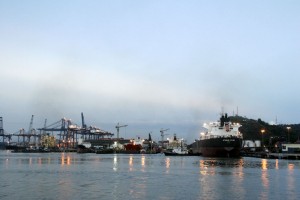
[241,151,300,160]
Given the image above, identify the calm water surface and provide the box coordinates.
[1,151,300,200]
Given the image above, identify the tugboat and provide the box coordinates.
[164,134,189,156]
[77,142,94,153]
[191,113,243,157]
[164,147,189,156]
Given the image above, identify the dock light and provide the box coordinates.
[261,129,265,147]
[287,127,291,143]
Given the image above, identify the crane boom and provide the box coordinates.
[43,119,47,134]
[81,112,86,129]
[28,115,34,134]
[160,128,169,148]
[0,117,3,135]
[115,123,128,139]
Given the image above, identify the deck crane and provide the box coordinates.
[160,128,170,144]
[115,123,128,139]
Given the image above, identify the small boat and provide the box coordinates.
[164,134,189,156]
[77,144,94,153]
[77,141,94,153]
[164,147,189,156]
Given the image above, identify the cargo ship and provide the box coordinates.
[190,113,243,157]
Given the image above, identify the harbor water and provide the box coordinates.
[1,151,300,200]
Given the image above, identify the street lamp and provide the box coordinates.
[261,129,265,148]
[287,127,291,143]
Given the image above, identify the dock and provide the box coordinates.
[241,151,300,160]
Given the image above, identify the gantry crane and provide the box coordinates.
[115,123,128,139]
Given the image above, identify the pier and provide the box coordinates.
[241,151,300,160]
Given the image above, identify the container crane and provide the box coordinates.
[115,123,128,139]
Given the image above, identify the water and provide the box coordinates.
[1,151,300,200]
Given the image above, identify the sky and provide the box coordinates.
[1,0,300,143]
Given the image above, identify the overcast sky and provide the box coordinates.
[1,1,300,143]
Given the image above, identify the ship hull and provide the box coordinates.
[164,152,189,156]
[192,137,242,157]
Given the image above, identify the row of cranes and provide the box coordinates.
[37,113,116,147]
[0,113,114,147]
[1,114,173,148]
[0,115,39,145]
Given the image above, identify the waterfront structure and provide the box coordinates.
[282,143,300,154]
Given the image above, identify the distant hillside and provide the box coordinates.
[229,115,300,145]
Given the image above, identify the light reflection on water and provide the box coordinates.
[60,153,71,165]
[1,151,300,200]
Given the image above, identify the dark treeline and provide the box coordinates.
[229,116,300,146]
